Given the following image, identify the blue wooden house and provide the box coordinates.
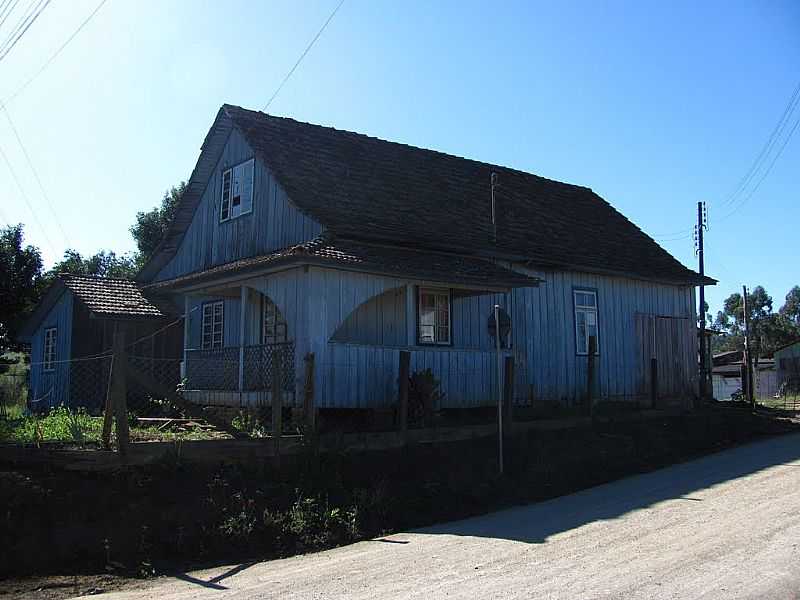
[23,104,713,415]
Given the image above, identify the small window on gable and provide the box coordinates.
[574,289,599,355]
[262,296,288,344]
[201,301,224,350]
[418,287,451,345]
[220,158,254,222]
[43,327,57,371]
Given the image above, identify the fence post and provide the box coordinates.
[303,352,316,433]
[503,355,514,433]
[102,358,114,450]
[111,325,130,456]
[587,336,596,416]
[272,354,283,462]
[650,357,658,409]
[398,351,410,441]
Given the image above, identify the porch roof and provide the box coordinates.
[145,236,541,291]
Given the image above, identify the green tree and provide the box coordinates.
[48,249,138,280]
[0,224,44,349]
[130,182,186,259]
[712,285,800,356]
[780,286,800,326]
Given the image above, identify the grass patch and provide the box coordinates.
[0,406,229,445]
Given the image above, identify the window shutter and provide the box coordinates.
[220,169,232,221]
[240,159,254,215]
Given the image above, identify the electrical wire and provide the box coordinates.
[718,80,800,209]
[261,0,345,112]
[716,113,800,223]
[2,0,109,105]
[1,101,71,247]
[0,0,52,64]
[0,139,58,255]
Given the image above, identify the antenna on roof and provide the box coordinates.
[490,172,499,243]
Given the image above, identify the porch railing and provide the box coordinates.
[185,342,295,393]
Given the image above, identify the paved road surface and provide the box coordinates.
[97,433,800,600]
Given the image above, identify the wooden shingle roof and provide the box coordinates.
[146,235,540,291]
[61,274,167,319]
[139,105,713,286]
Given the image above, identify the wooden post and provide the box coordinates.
[587,336,597,416]
[272,355,283,461]
[650,357,658,409]
[503,355,514,433]
[101,357,114,450]
[398,351,410,439]
[238,286,247,395]
[303,352,316,432]
[111,325,129,456]
[742,285,755,410]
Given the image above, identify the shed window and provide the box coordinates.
[262,297,288,344]
[201,301,224,350]
[43,327,57,371]
[574,290,599,355]
[418,288,451,345]
[220,158,254,222]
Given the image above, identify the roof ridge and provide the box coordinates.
[222,104,592,193]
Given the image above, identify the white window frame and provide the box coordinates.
[43,327,57,372]
[262,296,288,345]
[220,158,254,222]
[201,301,224,350]
[574,289,599,356]
[417,287,451,346]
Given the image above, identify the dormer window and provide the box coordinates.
[220,158,254,222]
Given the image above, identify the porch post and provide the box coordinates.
[181,295,190,380]
[239,286,247,393]
[405,283,415,347]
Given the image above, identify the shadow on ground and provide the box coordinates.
[417,432,800,544]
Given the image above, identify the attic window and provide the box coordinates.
[220,158,254,222]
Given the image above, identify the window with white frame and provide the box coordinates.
[262,296,288,344]
[220,158,254,221]
[201,301,224,350]
[574,289,599,355]
[418,287,451,345]
[43,327,57,371]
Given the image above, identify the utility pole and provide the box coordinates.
[742,285,754,409]
[695,201,708,400]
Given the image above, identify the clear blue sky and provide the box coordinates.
[0,0,797,316]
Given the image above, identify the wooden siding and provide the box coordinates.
[181,264,697,410]
[155,128,322,282]
[29,291,73,409]
[510,267,696,405]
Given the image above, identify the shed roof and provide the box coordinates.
[138,105,714,287]
[18,274,172,343]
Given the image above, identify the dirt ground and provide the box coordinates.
[0,574,149,600]
[95,432,800,600]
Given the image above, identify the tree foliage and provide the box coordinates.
[0,225,44,349]
[712,285,800,356]
[130,182,186,259]
[47,249,139,280]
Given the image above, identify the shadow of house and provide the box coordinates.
[419,433,800,545]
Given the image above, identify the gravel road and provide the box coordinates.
[96,433,800,600]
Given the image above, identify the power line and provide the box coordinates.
[0,0,22,32]
[717,113,799,223]
[1,101,71,247]
[718,80,800,209]
[261,0,345,112]
[0,139,58,255]
[0,0,52,64]
[2,0,109,105]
